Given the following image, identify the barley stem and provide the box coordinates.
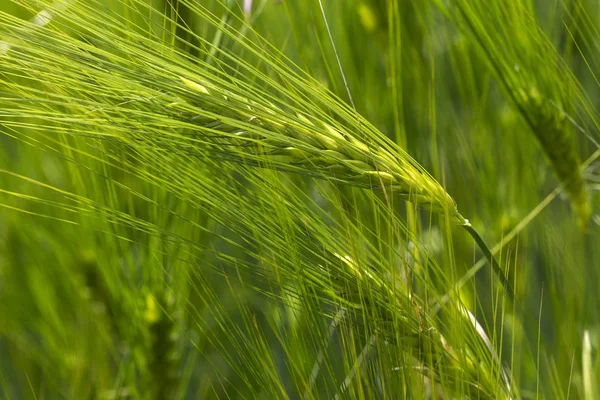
[462,221,515,304]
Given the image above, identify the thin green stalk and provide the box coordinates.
[437,148,600,310]
[582,330,597,400]
[205,0,236,65]
[463,222,549,398]
[462,222,515,304]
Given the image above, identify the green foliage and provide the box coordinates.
[1,0,600,399]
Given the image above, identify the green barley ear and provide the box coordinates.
[0,3,464,223]
[144,291,180,400]
[516,88,591,230]
[0,0,515,298]
[0,0,517,298]
[176,75,464,223]
[440,0,591,229]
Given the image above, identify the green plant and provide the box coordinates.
[1,0,599,399]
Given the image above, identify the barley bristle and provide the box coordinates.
[308,252,507,399]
